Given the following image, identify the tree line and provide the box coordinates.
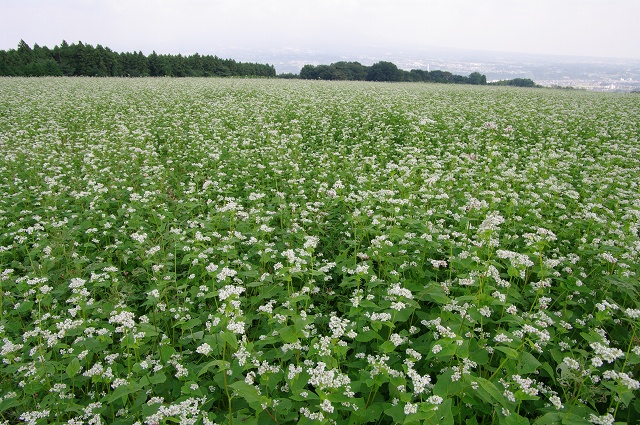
[487,78,537,87]
[290,61,487,84]
[285,61,536,87]
[0,40,276,77]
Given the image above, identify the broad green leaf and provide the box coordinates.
[475,377,508,408]
[0,397,20,413]
[533,412,562,425]
[495,345,520,359]
[518,351,542,375]
[380,340,397,353]
[278,326,299,343]
[503,413,531,425]
[66,357,81,378]
[179,318,202,330]
[355,329,381,342]
[219,331,238,349]
[149,371,166,385]
[107,383,141,403]
[229,381,263,409]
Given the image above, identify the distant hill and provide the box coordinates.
[0,40,276,77]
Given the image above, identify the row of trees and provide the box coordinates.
[296,61,488,85]
[0,40,276,77]
[293,61,538,87]
[1,40,537,87]
[488,78,537,87]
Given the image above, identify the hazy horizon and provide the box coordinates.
[3,0,640,62]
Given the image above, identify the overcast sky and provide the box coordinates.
[3,0,640,60]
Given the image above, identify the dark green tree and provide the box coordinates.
[330,61,368,80]
[366,61,402,82]
[468,72,487,85]
[300,64,319,79]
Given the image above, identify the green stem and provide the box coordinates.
[611,325,638,417]
[223,370,233,425]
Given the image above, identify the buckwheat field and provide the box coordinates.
[1,77,639,425]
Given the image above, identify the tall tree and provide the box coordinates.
[366,61,402,82]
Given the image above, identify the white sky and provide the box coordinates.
[2,0,640,60]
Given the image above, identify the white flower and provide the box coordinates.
[217,267,237,281]
[320,399,334,413]
[427,395,443,405]
[130,232,147,243]
[479,306,492,317]
[588,413,615,425]
[624,308,640,319]
[218,284,245,300]
[563,357,580,370]
[227,320,245,334]
[601,252,616,264]
[389,333,406,347]
[404,402,418,415]
[19,410,50,425]
[549,395,563,410]
[590,342,624,363]
[303,235,319,250]
[196,343,212,356]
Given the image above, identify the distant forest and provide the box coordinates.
[0,40,276,77]
[283,61,487,84]
[282,61,536,87]
[0,40,537,87]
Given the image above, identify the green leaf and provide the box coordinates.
[380,340,397,353]
[514,389,540,401]
[420,284,450,305]
[518,351,542,375]
[179,318,202,330]
[431,398,454,425]
[160,345,175,362]
[533,412,562,425]
[66,357,81,378]
[198,360,232,381]
[107,383,141,403]
[475,377,507,408]
[617,388,634,408]
[16,301,34,313]
[220,331,238,349]
[469,342,490,365]
[23,381,44,395]
[560,413,592,425]
[290,392,319,401]
[385,403,406,424]
[197,360,218,377]
[507,265,521,278]
[539,362,556,383]
[495,345,520,359]
[290,293,310,303]
[503,413,531,425]
[149,371,166,385]
[278,326,299,343]
[355,329,381,342]
[0,397,20,413]
[354,403,383,423]
[229,381,263,409]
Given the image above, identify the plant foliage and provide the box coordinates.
[0,78,638,424]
